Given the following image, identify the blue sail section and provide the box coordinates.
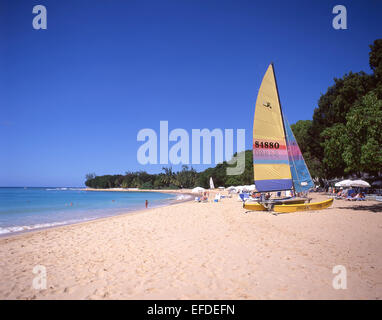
[284,119,314,193]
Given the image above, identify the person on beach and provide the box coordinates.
[145,200,148,208]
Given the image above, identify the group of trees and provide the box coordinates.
[196,150,254,188]
[85,151,254,190]
[85,39,382,189]
[85,166,199,189]
[291,39,382,180]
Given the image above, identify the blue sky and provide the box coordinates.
[1,0,381,187]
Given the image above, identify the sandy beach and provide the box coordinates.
[0,191,381,300]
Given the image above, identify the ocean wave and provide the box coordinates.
[0,218,93,235]
[45,187,69,191]
[176,194,192,201]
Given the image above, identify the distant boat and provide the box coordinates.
[244,63,333,212]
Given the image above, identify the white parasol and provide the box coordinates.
[192,187,206,193]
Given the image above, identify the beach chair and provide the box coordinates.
[354,193,366,201]
[214,193,222,202]
[239,193,249,202]
[345,190,356,200]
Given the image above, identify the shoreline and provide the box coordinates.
[81,187,195,194]
[1,192,381,299]
[0,197,193,241]
[0,190,195,239]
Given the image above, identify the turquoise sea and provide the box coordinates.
[0,188,182,235]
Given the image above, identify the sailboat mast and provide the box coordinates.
[271,63,294,192]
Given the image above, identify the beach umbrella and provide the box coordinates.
[334,180,344,187]
[372,180,382,186]
[227,186,238,193]
[350,180,370,188]
[192,187,205,193]
[335,179,352,187]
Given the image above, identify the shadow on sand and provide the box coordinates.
[337,203,382,213]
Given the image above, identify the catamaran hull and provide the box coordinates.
[243,202,267,211]
[273,198,334,213]
[244,198,334,212]
[243,198,307,211]
[273,198,307,205]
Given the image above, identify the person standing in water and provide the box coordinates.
[145,200,148,208]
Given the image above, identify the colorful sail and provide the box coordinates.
[253,64,293,192]
[284,118,314,193]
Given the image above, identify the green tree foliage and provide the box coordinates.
[290,120,312,154]
[369,39,382,80]
[85,166,198,189]
[342,92,382,175]
[141,181,153,189]
[85,173,96,181]
[175,165,198,188]
[309,71,377,161]
[320,123,347,177]
[307,38,382,178]
[318,92,382,177]
[84,151,255,189]
[196,150,254,188]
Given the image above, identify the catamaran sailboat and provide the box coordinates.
[244,63,333,213]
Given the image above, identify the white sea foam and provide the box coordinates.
[0,218,93,235]
[176,194,192,201]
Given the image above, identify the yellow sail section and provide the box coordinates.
[253,64,292,191]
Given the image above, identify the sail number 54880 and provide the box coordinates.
[254,141,280,149]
